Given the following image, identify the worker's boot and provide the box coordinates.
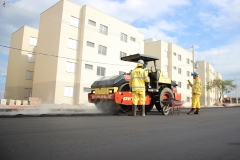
[141,105,145,117]
[128,105,136,116]
[194,108,200,114]
[187,108,195,114]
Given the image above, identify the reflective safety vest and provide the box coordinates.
[189,77,202,95]
[129,67,149,92]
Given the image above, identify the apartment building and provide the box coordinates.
[197,61,222,105]
[5,26,38,100]
[144,39,222,106]
[5,0,144,104]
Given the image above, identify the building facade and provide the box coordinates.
[5,0,222,106]
[144,39,222,106]
[5,26,38,100]
[196,61,222,105]
[5,0,143,104]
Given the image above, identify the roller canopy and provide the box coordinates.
[121,53,159,63]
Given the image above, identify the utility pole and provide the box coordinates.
[192,45,194,72]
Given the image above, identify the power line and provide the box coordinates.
[0,44,200,69]
[0,44,137,67]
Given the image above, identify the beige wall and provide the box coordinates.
[5,26,38,100]
[30,0,143,104]
[197,61,222,105]
[144,39,194,106]
[145,39,222,106]
[6,0,222,106]
[32,1,64,103]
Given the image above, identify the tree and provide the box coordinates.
[206,79,237,103]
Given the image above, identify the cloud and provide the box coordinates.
[139,26,178,43]
[198,0,240,30]
[0,57,8,78]
[195,36,240,79]
[0,73,6,77]
[71,0,190,23]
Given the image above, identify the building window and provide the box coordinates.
[163,65,168,72]
[187,71,190,77]
[97,66,105,76]
[24,88,32,98]
[120,51,127,58]
[178,68,181,74]
[64,86,74,97]
[187,84,190,89]
[83,87,91,92]
[29,37,37,46]
[66,62,76,73]
[119,71,124,75]
[28,54,35,62]
[173,66,176,70]
[26,71,34,80]
[178,54,181,61]
[121,33,127,42]
[68,38,78,50]
[85,64,93,70]
[173,52,176,56]
[130,37,135,42]
[186,58,190,64]
[88,19,96,26]
[70,16,79,27]
[178,82,182,88]
[187,97,190,102]
[100,24,108,35]
[87,41,94,48]
[164,51,168,58]
[98,45,107,55]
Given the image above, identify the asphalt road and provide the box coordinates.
[0,107,240,160]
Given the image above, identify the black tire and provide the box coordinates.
[155,87,174,113]
[137,104,153,112]
[146,104,154,112]
[118,83,132,114]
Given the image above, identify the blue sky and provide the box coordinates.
[0,0,240,98]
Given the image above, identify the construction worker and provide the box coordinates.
[129,59,150,116]
[187,71,202,114]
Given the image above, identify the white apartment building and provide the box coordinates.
[196,61,222,105]
[144,39,222,106]
[5,0,143,104]
[5,0,222,106]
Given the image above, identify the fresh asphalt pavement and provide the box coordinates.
[0,107,240,160]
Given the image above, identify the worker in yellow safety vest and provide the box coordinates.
[129,59,150,116]
[187,71,202,114]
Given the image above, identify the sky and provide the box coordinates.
[0,0,240,98]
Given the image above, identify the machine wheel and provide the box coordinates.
[162,105,170,115]
[155,87,174,114]
[118,83,132,114]
[137,104,154,112]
